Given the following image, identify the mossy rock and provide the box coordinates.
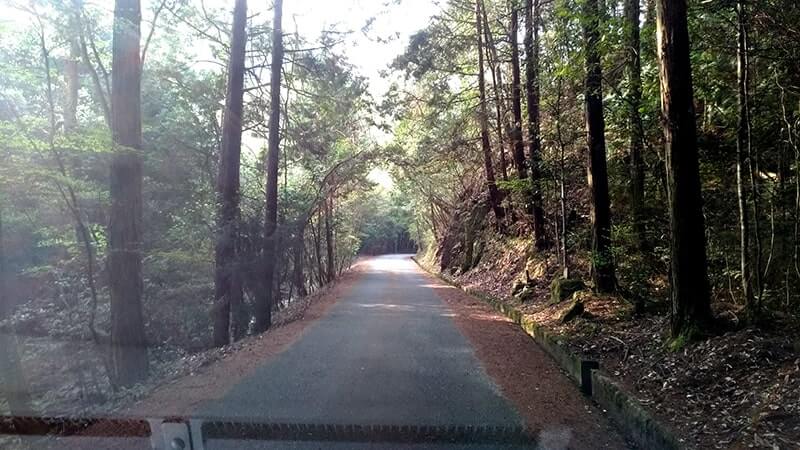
[511,279,527,296]
[550,278,586,304]
[524,258,548,280]
[559,298,585,323]
[515,286,536,302]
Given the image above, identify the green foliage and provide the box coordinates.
[496,178,531,194]
[355,187,416,255]
[0,0,400,356]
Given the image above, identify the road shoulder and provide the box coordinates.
[418,268,630,449]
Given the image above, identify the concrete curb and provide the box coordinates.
[413,257,682,450]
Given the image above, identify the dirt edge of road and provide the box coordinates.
[125,262,367,417]
[418,268,630,449]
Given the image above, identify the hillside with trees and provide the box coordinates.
[0,0,799,448]
[386,0,799,447]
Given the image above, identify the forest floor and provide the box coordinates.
[431,237,800,450]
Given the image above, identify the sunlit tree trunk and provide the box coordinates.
[257,0,284,333]
[524,0,546,248]
[109,0,148,387]
[584,0,616,292]
[64,31,80,133]
[476,0,505,225]
[735,0,753,314]
[73,2,111,128]
[555,78,569,278]
[655,0,713,337]
[481,4,509,182]
[213,0,247,347]
[737,0,764,318]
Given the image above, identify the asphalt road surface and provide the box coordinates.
[200,255,534,449]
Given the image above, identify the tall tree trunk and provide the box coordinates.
[655,0,713,338]
[481,4,509,182]
[476,0,505,224]
[109,0,148,387]
[584,0,616,292]
[213,0,247,347]
[37,15,104,348]
[524,0,546,249]
[738,0,763,316]
[313,210,325,286]
[0,208,33,414]
[325,196,335,283]
[257,0,284,333]
[509,2,527,182]
[74,3,111,128]
[625,0,646,250]
[64,32,80,133]
[555,78,569,279]
[292,221,308,297]
[735,0,753,314]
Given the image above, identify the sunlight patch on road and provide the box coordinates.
[420,283,456,289]
[538,427,573,450]
[468,313,513,323]
[354,303,416,312]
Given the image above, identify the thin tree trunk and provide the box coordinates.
[64,31,80,133]
[655,0,713,338]
[524,0,546,248]
[257,0,284,333]
[74,2,111,128]
[739,0,763,312]
[625,0,646,250]
[213,0,247,347]
[735,0,753,313]
[429,200,439,240]
[292,221,308,297]
[35,15,104,348]
[313,210,325,286]
[555,78,569,279]
[109,0,148,387]
[509,2,527,183]
[584,0,616,293]
[481,4,509,182]
[325,195,335,283]
[476,0,505,225]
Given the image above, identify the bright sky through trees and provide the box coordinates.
[200,0,440,99]
[280,0,440,98]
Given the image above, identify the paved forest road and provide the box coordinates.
[197,255,626,449]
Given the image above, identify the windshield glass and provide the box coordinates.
[1,0,798,449]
